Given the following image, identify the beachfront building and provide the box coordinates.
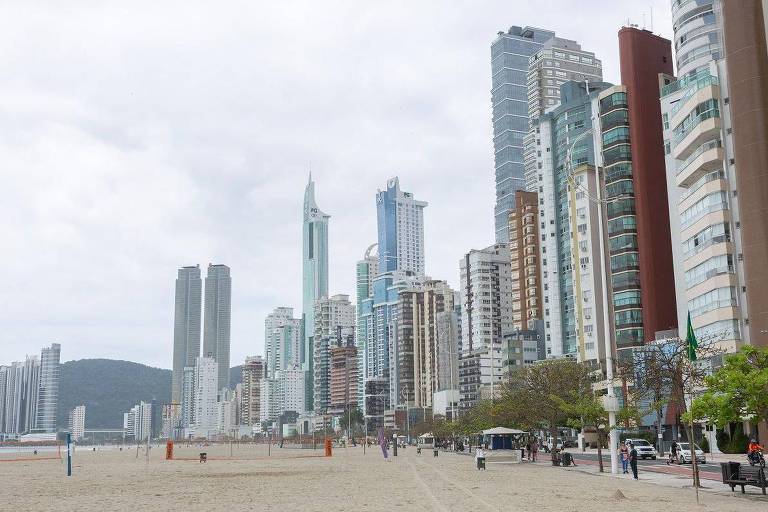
[302,174,330,412]
[355,244,378,411]
[533,81,612,364]
[265,308,302,379]
[508,191,543,331]
[34,343,60,433]
[396,280,454,409]
[491,26,555,242]
[361,177,427,418]
[277,367,306,416]
[328,342,358,416]
[171,265,202,404]
[524,37,603,192]
[240,356,265,427]
[313,294,355,416]
[203,264,232,393]
[193,356,219,437]
[457,244,512,407]
[660,0,768,351]
[68,405,85,441]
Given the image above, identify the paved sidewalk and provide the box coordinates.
[530,452,768,500]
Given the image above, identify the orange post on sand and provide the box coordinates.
[165,441,174,460]
[324,438,332,457]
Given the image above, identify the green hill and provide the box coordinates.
[57,359,246,429]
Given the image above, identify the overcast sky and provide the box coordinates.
[1,1,673,368]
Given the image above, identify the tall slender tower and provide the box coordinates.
[302,174,329,411]
[491,26,555,242]
[172,265,202,404]
[35,343,60,432]
[376,177,427,276]
[203,264,232,393]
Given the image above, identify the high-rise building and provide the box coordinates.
[376,177,427,276]
[259,377,280,423]
[524,38,603,191]
[313,294,355,415]
[661,0,746,351]
[615,27,679,342]
[458,244,512,404]
[180,365,195,429]
[361,177,427,417]
[264,308,302,379]
[34,343,60,433]
[126,402,152,442]
[534,81,612,363]
[396,280,454,409]
[217,389,237,435]
[355,244,378,410]
[508,191,543,331]
[491,26,555,242]
[240,356,265,427]
[435,300,460,393]
[329,341,358,415]
[303,174,330,413]
[276,367,306,415]
[203,264,231,393]
[171,265,202,404]
[68,405,85,441]
[721,0,768,347]
[0,357,39,435]
[193,356,218,437]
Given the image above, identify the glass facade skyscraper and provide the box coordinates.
[302,174,329,411]
[491,26,555,242]
[172,265,202,403]
[203,264,231,393]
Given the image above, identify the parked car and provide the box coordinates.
[545,438,564,452]
[624,439,657,460]
[677,442,706,464]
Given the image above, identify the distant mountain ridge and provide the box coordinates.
[57,359,244,429]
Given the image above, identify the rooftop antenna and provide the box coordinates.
[642,12,646,30]
[650,5,654,32]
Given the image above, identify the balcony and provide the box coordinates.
[676,140,724,188]
[673,114,721,161]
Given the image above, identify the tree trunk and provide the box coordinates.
[596,430,604,473]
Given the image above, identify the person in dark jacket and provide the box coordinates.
[629,443,639,480]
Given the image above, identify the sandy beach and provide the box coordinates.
[1,444,760,511]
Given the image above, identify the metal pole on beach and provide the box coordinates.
[66,432,72,477]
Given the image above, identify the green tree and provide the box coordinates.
[691,346,768,430]
[501,359,593,447]
[338,407,365,437]
[556,394,609,472]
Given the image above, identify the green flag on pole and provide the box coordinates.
[686,311,698,361]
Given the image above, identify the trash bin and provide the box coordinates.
[477,457,486,470]
[720,461,740,482]
[199,452,207,463]
[433,448,439,457]
[561,452,572,467]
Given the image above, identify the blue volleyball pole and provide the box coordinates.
[66,433,72,477]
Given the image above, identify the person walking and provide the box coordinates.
[531,439,539,462]
[525,441,532,461]
[629,443,639,480]
[670,440,679,464]
[619,442,630,474]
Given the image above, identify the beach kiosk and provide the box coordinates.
[417,433,434,454]
[478,427,527,462]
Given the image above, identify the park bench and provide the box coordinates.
[721,462,766,494]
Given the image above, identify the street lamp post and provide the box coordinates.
[564,123,622,475]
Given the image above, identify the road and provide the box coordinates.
[562,450,723,472]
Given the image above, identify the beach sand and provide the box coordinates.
[1,443,758,511]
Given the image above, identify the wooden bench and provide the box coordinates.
[721,462,766,494]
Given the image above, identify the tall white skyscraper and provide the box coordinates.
[35,343,60,432]
[172,265,202,404]
[203,264,231,393]
[193,356,218,437]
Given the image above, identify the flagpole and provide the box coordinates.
[685,311,700,504]
[687,359,700,504]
